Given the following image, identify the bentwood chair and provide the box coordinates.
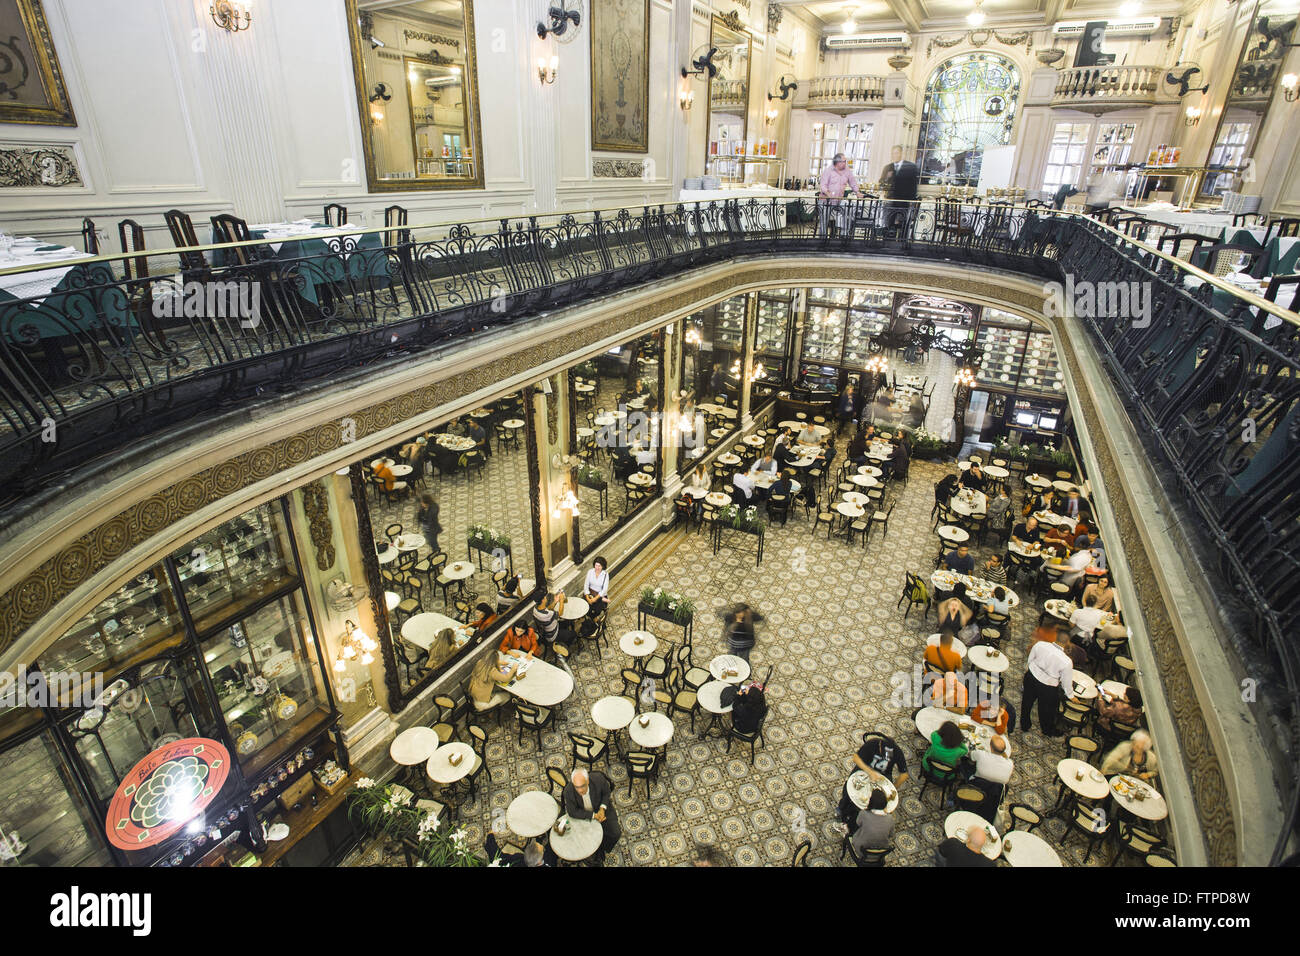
[1006,803,1044,833]
[625,751,660,798]
[514,701,554,750]
[461,724,491,800]
[841,836,893,867]
[665,667,699,732]
[1063,801,1112,863]
[916,755,958,807]
[725,711,767,765]
[1266,216,1300,243]
[897,572,928,621]
[546,765,569,797]
[81,217,100,255]
[790,840,812,866]
[569,731,608,772]
[323,203,348,226]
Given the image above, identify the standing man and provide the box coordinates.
[836,381,857,434]
[818,152,859,237]
[1020,632,1076,736]
[883,145,920,237]
[562,769,621,863]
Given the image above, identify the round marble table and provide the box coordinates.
[389,464,414,478]
[843,491,869,507]
[981,465,1010,481]
[1024,474,1052,490]
[443,560,475,582]
[576,427,594,439]
[685,486,709,499]
[937,525,969,546]
[967,645,1010,674]
[1001,829,1063,867]
[697,680,733,716]
[1109,775,1168,821]
[549,817,604,862]
[1052,480,1079,494]
[390,727,440,766]
[718,453,741,466]
[506,791,559,838]
[628,472,653,487]
[1069,669,1099,701]
[426,742,476,784]
[628,711,674,748]
[503,418,525,430]
[560,596,590,620]
[393,533,425,552]
[845,771,899,813]
[591,695,635,731]
[705,492,732,508]
[401,611,467,650]
[835,501,864,519]
[944,810,1002,859]
[857,465,883,478]
[1057,758,1110,801]
[619,630,658,658]
[925,632,968,658]
[850,473,879,489]
[743,435,765,448]
[710,655,750,684]
[710,428,730,439]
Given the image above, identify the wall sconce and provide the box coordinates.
[334,620,377,672]
[1184,105,1202,126]
[764,107,779,126]
[954,366,977,389]
[1283,73,1299,102]
[210,0,252,32]
[551,486,580,520]
[679,87,695,111]
[537,55,558,86]
[368,82,391,103]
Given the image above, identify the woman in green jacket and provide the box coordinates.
[922,720,968,779]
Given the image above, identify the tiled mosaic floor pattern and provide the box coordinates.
[350,455,1155,867]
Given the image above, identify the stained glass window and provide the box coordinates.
[916,52,1020,186]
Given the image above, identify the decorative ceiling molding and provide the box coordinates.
[926,29,1032,57]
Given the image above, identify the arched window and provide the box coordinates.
[916,52,1020,186]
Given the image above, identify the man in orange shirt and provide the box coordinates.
[374,459,397,492]
[924,630,963,673]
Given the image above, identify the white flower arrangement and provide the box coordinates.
[355,776,376,790]
[417,811,441,842]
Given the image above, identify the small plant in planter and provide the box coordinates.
[911,427,947,460]
[347,778,483,867]
[639,586,694,624]
[577,462,606,490]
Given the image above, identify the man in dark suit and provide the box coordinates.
[883,145,920,237]
[562,768,621,862]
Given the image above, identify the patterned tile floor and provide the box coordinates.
[348,454,1157,867]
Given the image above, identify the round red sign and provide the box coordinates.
[104,737,232,851]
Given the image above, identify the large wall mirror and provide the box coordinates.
[566,329,666,552]
[705,13,752,182]
[346,0,485,191]
[353,389,541,705]
[1200,0,1296,198]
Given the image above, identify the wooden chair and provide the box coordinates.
[625,751,659,798]
[383,204,410,248]
[1006,803,1043,833]
[163,208,210,274]
[1062,800,1111,863]
[897,571,928,620]
[461,724,491,800]
[514,701,554,750]
[841,835,893,867]
[546,765,569,798]
[568,731,608,771]
[323,202,348,226]
[790,839,812,866]
[725,710,767,765]
[867,498,896,541]
[81,217,99,255]
[210,213,256,265]
[665,667,699,732]
[917,755,958,807]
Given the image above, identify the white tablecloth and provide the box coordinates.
[0,247,91,301]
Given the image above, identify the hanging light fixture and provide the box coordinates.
[966,0,985,27]
[335,620,377,672]
[954,366,977,388]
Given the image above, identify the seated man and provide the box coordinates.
[1010,515,1041,548]
[1060,536,1094,590]
[984,488,1012,533]
[959,462,986,492]
[748,453,778,477]
[483,834,555,867]
[934,827,996,868]
[942,544,975,575]
[981,556,1007,586]
[972,735,1013,787]
[797,422,821,445]
[732,470,756,504]
[849,789,894,859]
[970,696,1010,735]
[927,671,969,712]
[562,769,622,863]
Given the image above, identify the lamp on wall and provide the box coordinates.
[679,86,695,110]
[537,55,559,85]
[551,485,581,520]
[334,620,377,672]
[1283,72,1299,102]
[1184,104,1202,126]
[764,106,779,126]
[210,0,252,33]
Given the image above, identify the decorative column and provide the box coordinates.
[739,292,757,426]
[530,0,560,213]
[660,320,684,499]
[952,365,977,451]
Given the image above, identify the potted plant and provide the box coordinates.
[576,462,606,491]
[910,427,947,461]
[638,586,694,626]
[346,778,483,867]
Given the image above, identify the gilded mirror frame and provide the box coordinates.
[704,12,752,174]
[344,0,486,192]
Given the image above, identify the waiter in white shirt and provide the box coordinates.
[1020,633,1076,735]
[732,470,756,503]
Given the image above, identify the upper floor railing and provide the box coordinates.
[799,74,886,111]
[2,193,1298,859]
[1051,64,1162,110]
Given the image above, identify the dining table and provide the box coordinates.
[390,726,441,766]
[705,491,732,508]
[1024,474,1052,491]
[426,741,476,785]
[1109,774,1168,821]
[506,791,560,838]
[710,654,750,684]
[0,245,129,345]
[967,644,1010,674]
[628,711,674,748]
[930,570,1020,609]
[501,652,574,707]
[1057,758,1110,801]
[560,596,590,620]
[549,817,604,862]
[857,465,882,478]
[925,632,968,658]
[224,220,391,305]
[619,630,658,658]
[696,680,733,738]
[844,771,899,813]
[1000,829,1063,867]
[943,810,1002,860]
[915,707,1013,756]
[401,612,470,651]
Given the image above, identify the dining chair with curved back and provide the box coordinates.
[514,701,554,750]
[323,203,348,227]
[790,839,812,866]
[383,204,410,249]
[569,731,608,771]
[624,751,659,798]
[725,709,767,765]
[210,213,256,266]
[163,208,210,276]
[462,723,491,800]
[1006,803,1043,833]
[546,765,569,797]
[81,217,99,255]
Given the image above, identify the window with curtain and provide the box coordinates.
[916,52,1020,186]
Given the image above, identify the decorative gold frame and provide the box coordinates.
[343,0,485,192]
[0,0,77,126]
[704,12,751,169]
[589,0,651,153]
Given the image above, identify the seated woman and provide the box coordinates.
[499,621,540,656]
[1100,729,1158,782]
[468,651,522,713]
[373,459,397,492]
[936,473,960,505]
[584,556,610,616]
[496,574,523,614]
[936,583,973,633]
[1081,572,1116,612]
[850,789,894,860]
[424,628,459,671]
[922,720,968,779]
[970,697,1009,735]
[469,602,498,634]
[846,431,868,464]
[1096,686,1143,734]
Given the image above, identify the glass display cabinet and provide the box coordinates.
[843,288,893,368]
[975,317,1028,390]
[1020,331,1064,394]
[5,497,342,867]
